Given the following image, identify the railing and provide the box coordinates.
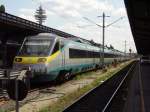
[0,69,5,78]
[0,69,21,79]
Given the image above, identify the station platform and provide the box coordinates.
[124,61,150,112]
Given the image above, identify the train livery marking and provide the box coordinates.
[14,50,60,64]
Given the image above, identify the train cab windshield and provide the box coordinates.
[18,35,54,56]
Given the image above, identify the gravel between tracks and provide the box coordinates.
[12,78,96,112]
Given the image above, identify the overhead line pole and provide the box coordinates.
[98,13,110,67]
[83,13,124,67]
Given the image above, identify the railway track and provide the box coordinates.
[63,61,136,112]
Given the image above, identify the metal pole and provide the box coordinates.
[15,79,19,112]
[102,12,105,67]
[83,14,123,67]
[125,40,126,59]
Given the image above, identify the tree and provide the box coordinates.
[110,44,114,49]
[129,48,132,53]
[90,39,94,43]
[0,5,5,13]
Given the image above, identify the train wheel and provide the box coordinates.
[56,71,70,84]
[64,72,71,80]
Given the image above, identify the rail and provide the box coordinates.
[63,62,136,112]
[102,62,136,112]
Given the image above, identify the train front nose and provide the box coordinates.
[13,57,48,73]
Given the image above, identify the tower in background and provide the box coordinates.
[34,5,47,25]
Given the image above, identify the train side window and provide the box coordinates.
[52,41,59,54]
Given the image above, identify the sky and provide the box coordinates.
[1,0,137,53]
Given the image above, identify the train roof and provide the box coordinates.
[31,33,124,54]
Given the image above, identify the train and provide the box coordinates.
[12,33,126,83]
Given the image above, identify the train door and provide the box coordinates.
[93,50,95,65]
[50,40,62,70]
[60,40,65,69]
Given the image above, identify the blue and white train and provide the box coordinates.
[13,33,125,83]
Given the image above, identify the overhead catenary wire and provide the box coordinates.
[83,13,124,67]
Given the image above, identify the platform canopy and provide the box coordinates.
[124,0,150,55]
[0,12,79,43]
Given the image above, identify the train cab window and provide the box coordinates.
[52,41,59,54]
[60,43,64,49]
[18,36,54,56]
[60,39,66,49]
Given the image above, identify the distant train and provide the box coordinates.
[13,33,126,83]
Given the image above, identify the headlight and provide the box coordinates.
[15,58,22,62]
[38,58,47,63]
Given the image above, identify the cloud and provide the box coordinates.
[17,0,116,21]
[36,0,114,19]
[43,0,81,18]
[18,8,36,22]
[112,8,126,17]
[17,0,136,53]
[57,21,100,41]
